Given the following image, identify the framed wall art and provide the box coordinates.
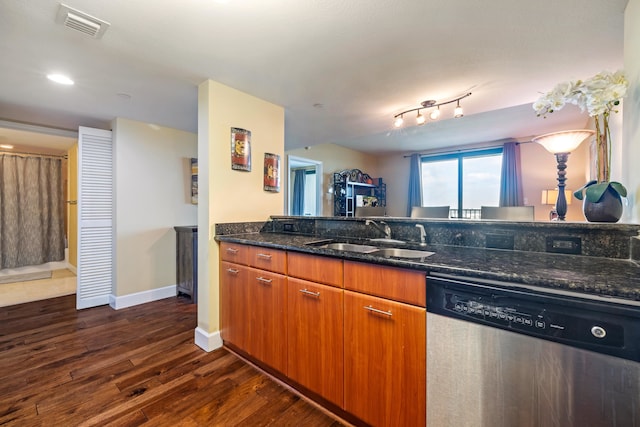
[231,127,251,171]
[263,153,280,192]
[190,157,198,204]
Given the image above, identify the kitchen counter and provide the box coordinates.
[216,231,640,303]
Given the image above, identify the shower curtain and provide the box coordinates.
[0,154,65,269]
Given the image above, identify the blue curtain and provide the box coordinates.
[292,169,306,215]
[406,153,423,216]
[499,142,524,206]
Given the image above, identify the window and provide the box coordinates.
[421,148,503,218]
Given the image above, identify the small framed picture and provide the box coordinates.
[190,158,198,204]
[231,127,251,171]
[263,153,280,192]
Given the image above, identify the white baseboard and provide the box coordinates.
[66,263,77,275]
[109,285,177,310]
[194,327,223,352]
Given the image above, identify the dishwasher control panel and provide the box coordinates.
[448,296,623,348]
[427,275,640,362]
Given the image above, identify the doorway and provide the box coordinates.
[0,123,78,305]
[287,156,323,216]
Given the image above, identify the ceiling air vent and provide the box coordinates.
[56,3,110,39]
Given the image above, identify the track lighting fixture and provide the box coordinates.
[393,92,471,127]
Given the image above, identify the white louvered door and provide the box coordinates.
[76,126,114,309]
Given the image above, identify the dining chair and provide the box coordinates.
[410,206,451,219]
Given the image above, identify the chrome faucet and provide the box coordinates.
[365,219,392,240]
[415,224,427,246]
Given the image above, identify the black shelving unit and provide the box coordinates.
[333,169,386,216]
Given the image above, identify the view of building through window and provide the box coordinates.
[421,148,503,218]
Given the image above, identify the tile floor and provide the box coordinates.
[0,261,76,307]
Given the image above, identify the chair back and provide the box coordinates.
[480,206,534,221]
[410,206,450,219]
[355,206,386,217]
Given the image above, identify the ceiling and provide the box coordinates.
[0,0,629,155]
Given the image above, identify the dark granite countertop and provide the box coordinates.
[216,231,640,304]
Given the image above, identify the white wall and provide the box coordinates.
[197,80,284,347]
[113,118,197,296]
[520,141,588,222]
[376,154,411,217]
[623,0,640,223]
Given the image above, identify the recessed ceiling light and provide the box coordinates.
[0,144,14,149]
[47,73,74,85]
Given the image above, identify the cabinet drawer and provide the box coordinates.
[288,252,343,287]
[248,246,287,274]
[344,260,426,307]
[220,242,249,265]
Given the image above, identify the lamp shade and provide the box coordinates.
[532,130,594,154]
[541,189,572,205]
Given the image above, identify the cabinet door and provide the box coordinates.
[248,267,287,373]
[287,278,344,407]
[220,261,250,351]
[344,291,426,427]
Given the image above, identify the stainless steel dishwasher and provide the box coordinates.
[426,274,640,427]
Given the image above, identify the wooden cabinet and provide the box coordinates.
[220,261,250,350]
[344,290,426,427]
[220,242,427,427]
[344,260,426,427]
[287,277,344,407]
[220,243,287,373]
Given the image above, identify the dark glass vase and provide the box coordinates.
[583,186,623,222]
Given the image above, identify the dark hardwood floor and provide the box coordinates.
[0,295,346,426]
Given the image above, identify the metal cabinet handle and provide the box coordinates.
[364,305,393,317]
[299,289,320,297]
[257,253,272,259]
[256,276,272,284]
[226,248,239,253]
[226,268,239,274]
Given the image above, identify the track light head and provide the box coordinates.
[394,115,404,128]
[429,106,440,120]
[454,101,463,118]
[416,110,425,125]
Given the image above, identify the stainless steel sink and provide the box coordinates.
[370,248,435,259]
[320,242,380,253]
[369,238,407,245]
